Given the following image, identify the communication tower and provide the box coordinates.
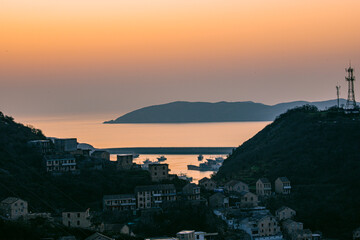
[345,63,356,110]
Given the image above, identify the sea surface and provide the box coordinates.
[18,114,270,182]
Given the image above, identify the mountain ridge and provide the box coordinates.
[105,99,350,123]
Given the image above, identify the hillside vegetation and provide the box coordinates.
[105,99,348,123]
[215,106,360,239]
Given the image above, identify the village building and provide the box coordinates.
[224,180,249,193]
[91,150,110,161]
[256,178,272,196]
[282,219,303,236]
[198,177,217,191]
[276,206,296,221]
[238,191,258,208]
[117,154,133,170]
[209,193,229,209]
[354,227,360,240]
[85,232,115,240]
[0,197,28,220]
[275,177,291,195]
[52,138,77,153]
[291,229,312,240]
[135,184,176,209]
[103,194,136,211]
[148,164,170,182]
[182,183,201,201]
[28,140,53,154]
[177,230,195,240]
[45,155,77,173]
[257,215,281,237]
[62,208,92,229]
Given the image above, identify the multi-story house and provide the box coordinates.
[52,138,77,153]
[198,177,217,191]
[45,155,76,172]
[62,208,92,229]
[117,154,133,170]
[148,164,170,182]
[224,180,249,193]
[276,206,296,221]
[257,215,281,238]
[291,229,312,240]
[91,150,110,161]
[103,194,136,211]
[182,183,200,201]
[0,197,28,220]
[135,184,176,209]
[209,193,229,209]
[256,178,272,196]
[275,177,291,195]
[28,140,53,154]
[238,191,258,208]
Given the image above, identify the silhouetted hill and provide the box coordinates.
[104,99,349,123]
[215,106,360,239]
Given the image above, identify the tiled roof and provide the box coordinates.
[278,177,290,182]
[1,197,21,205]
[258,178,270,183]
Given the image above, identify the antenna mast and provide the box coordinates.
[345,63,356,110]
[336,84,341,108]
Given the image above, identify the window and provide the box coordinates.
[67,213,70,218]
[77,213,80,218]
[77,220,80,226]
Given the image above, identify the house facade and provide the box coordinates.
[52,138,77,153]
[198,177,217,191]
[0,197,28,220]
[148,164,170,182]
[182,183,201,201]
[257,215,281,237]
[91,150,110,161]
[256,178,272,196]
[103,194,136,211]
[276,206,296,221]
[275,177,291,195]
[135,184,176,209]
[117,154,133,170]
[238,191,258,208]
[62,208,92,229]
[28,140,53,154]
[45,155,77,172]
[224,180,249,193]
[209,193,229,209]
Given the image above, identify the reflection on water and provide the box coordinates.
[17,114,270,149]
[111,154,226,183]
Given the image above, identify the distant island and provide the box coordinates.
[104,99,350,123]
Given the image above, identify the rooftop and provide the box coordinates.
[103,194,135,200]
[1,197,23,205]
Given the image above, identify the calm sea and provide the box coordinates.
[18,114,270,182]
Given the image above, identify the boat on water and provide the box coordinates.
[142,159,159,169]
[178,173,193,182]
[198,154,204,161]
[187,158,222,172]
[157,156,167,161]
[133,154,140,158]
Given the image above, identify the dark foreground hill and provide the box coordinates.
[105,99,349,123]
[215,106,360,239]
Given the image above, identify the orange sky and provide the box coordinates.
[1,0,360,116]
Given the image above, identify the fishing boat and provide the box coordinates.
[178,173,193,182]
[157,156,167,161]
[142,159,159,169]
